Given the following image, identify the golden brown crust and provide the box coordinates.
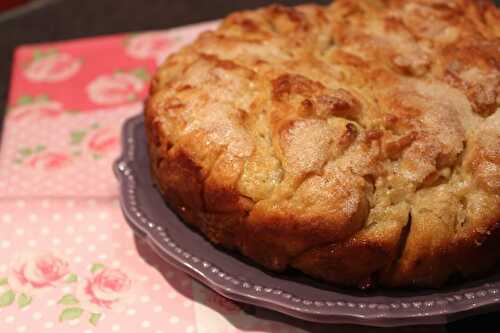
[146,0,500,288]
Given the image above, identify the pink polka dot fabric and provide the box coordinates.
[0,21,446,333]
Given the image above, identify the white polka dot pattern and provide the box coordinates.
[0,200,202,332]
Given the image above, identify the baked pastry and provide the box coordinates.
[145,0,500,288]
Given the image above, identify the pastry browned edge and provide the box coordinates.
[145,0,500,288]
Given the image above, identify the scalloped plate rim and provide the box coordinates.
[113,114,500,327]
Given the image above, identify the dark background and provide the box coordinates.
[0,0,498,330]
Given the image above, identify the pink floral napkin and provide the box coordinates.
[0,22,212,198]
[0,20,447,333]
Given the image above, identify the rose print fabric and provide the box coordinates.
[24,50,82,83]
[0,21,447,333]
[0,199,198,331]
[87,71,147,105]
[125,31,175,65]
[0,102,140,197]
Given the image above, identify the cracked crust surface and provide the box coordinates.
[145,0,500,288]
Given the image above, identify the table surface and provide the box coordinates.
[0,0,499,330]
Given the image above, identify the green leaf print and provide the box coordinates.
[89,313,102,326]
[34,144,46,153]
[17,293,32,309]
[33,50,44,60]
[0,277,7,286]
[17,95,33,105]
[65,273,78,283]
[19,147,33,157]
[57,294,79,305]
[70,130,87,145]
[59,307,83,322]
[90,263,105,273]
[36,94,49,102]
[0,290,15,307]
[131,68,150,80]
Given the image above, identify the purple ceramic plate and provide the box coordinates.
[114,114,500,327]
